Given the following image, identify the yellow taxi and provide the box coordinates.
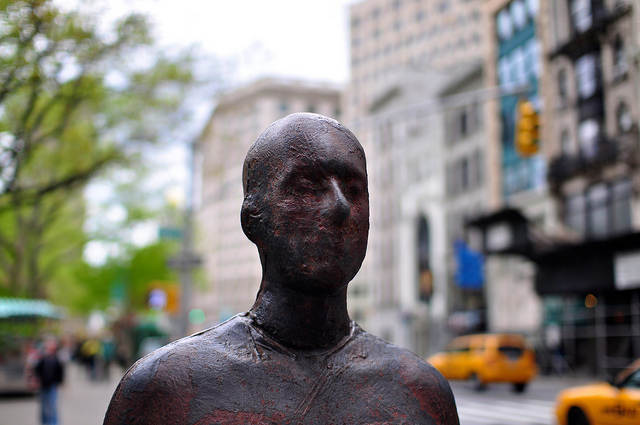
[427,333,537,392]
[555,360,640,425]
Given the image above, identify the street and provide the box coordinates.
[0,362,595,425]
[451,376,594,425]
[0,364,122,425]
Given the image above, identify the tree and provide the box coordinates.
[58,241,178,315]
[0,0,202,298]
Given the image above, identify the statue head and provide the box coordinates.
[241,113,369,295]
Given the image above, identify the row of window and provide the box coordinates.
[352,9,480,49]
[446,149,484,196]
[570,0,605,33]
[559,101,633,158]
[277,101,341,119]
[557,36,629,108]
[496,0,539,41]
[352,31,481,72]
[564,179,632,239]
[497,39,541,90]
[446,103,482,143]
[351,0,474,28]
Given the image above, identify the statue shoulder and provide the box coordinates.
[103,315,253,425]
[354,330,460,425]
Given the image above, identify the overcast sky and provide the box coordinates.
[98,0,356,84]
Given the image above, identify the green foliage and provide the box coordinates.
[0,0,202,300]
[57,241,178,314]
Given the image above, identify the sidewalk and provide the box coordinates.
[0,363,124,425]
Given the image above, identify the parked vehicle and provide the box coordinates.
[427,333,537,392]
[555,359,640,425]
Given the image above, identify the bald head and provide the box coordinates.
[240,113,369,291]
[242,113,364,196]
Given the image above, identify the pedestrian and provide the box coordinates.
[34,338,65,425]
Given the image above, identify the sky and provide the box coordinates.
[96,0,355,84]
[77,0,358,264]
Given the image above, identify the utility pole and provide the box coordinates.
[167,140,201,339]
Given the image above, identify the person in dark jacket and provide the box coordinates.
[34,338,64,425]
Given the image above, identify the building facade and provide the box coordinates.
[474,0,640,376]
[195,78,342,327]
[442,65,491,335]
[362,64,489,356]
[346,0,489,355]
[537,0,640,375]
[481,0,549,337]
[347,0,486,125]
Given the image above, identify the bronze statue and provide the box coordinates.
[103,113,459,425]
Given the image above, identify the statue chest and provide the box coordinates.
[180,357,433,425]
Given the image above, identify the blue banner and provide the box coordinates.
[454,239,484,289]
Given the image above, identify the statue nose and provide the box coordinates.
[329,179,350,224]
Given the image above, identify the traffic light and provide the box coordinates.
[515,100,540,157]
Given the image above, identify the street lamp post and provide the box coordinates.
[168,140,201,339]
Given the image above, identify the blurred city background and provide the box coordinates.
[1,0,639,424]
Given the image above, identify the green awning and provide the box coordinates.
[0,298,63,319]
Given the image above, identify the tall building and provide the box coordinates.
[346,0,488,354]
[195,78,342,327]
[478,0,548,337]
[442,64,490,334]
[346,0,486,125]
[537,0,640,375]
[363,63,488,356]
[472,0,640,375]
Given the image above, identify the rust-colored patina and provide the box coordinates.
[103,113,459,425]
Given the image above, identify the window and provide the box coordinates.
[557,69,568,106]
[611,179,632,234]
[526,0,539,17]
[560,129,571,155]
[571,0,592,33]
[613,36,628,77]
[459,109,468,138]
[565,193,586,235]
[510,0,527,30]
[511,48,527,87]
[526,39,541,78]
[576,53,599,99]
[497,10,513,40]
[617,102,633,134]
[498,57,511,88]
[474,150,484,185]
[578,119,600,158]
[461,158,470,191]
[588,184,609,238]
[622,370,640,389]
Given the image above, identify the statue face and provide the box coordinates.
[259,127,369,294]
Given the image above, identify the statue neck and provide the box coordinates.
[249,280,351,351]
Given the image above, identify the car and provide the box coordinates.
[427,333,537,392]
[555,359,640,425]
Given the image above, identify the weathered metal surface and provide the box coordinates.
[103,113,459,425]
